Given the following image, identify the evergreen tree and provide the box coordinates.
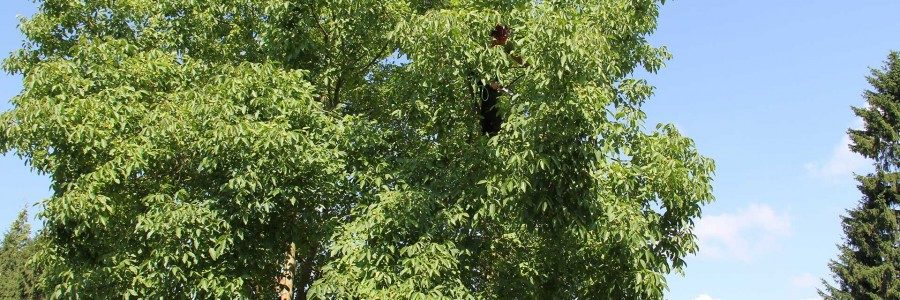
[821,52,900,299]
[0,208,42,299]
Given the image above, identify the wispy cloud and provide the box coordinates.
[695,204,791,262]
[694,294,720,300]
[805,119,869,180]
[791,273,818,289]
[804,134,868,179]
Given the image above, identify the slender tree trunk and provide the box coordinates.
[279,242,296,300]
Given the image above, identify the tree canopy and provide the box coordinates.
[821,52,900,300]
[0,0,714,298]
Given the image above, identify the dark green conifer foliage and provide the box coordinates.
[821,52,900,300]
[0,208,42,299]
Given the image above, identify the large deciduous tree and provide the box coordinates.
[0,0,714,298]
[821,52,900,300]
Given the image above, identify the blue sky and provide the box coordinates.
[646,1,900,300]
[1,1,899,299]
[0,2,44,228]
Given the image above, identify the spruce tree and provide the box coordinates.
[0,208,42,299]
[821,52,900,299]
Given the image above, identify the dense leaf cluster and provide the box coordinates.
[821,52,900,299]
[0,0,714,298]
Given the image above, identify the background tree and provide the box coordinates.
[0,0,714,298]
[0,207,43,299]
[821,52,900,299]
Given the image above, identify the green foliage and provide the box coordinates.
[0,208,43,299]
[820,52,900,300]
[1,0,714,298]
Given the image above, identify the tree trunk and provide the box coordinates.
[278,242,296,300]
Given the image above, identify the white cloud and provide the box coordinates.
[791,273,818,289]
[695,204,791,261]
[694,294,720,300]
[805,134,867,179]
[805,119,869,180]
